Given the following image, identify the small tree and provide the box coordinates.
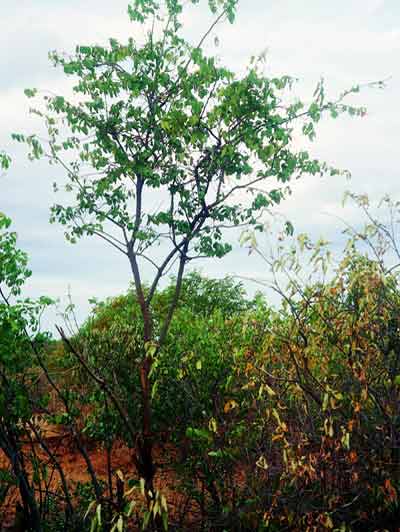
[15,0,366,498]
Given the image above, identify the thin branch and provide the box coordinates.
[92,230,128,255]
[157,241,189,350]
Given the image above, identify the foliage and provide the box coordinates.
[172,197,400,530]
[0,212,31,296]
[0,212,58,530]
[46,196,400,530]
[0,150,11,172]
[53,273,262,440]
[254,254,400,529]
[3,192,400,530]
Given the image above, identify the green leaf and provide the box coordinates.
[24,88,37,98]
[96,503,102,526]
[84,500,96,521]
[185,427,212,442]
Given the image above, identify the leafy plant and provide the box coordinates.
[0,211,55,530]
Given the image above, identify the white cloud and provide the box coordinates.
[365,0,386,15]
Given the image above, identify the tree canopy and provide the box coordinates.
[15,0,361,312]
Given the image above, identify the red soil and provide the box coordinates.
[0,428,195,530]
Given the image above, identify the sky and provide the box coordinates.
[0,0,399,330]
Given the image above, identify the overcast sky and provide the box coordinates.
[1,0,399,329]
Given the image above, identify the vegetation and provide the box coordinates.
[0,1,396,531]
[2,193,400,530]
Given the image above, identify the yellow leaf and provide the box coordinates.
[265,384,276,397]
[245,362,253,373]
[272,408,281,425]
[283,449,288,464]
[341,431,350,450]
[280,422,288,432]
[209,417,217,433]
[361,388,368,401]
[256,455,269,470]
[325,514,334,529]
[322,393,329,412]
[224,399,238,413]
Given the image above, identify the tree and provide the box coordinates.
[14,0,366,501]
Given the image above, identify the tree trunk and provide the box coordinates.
[137,356,156,492]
